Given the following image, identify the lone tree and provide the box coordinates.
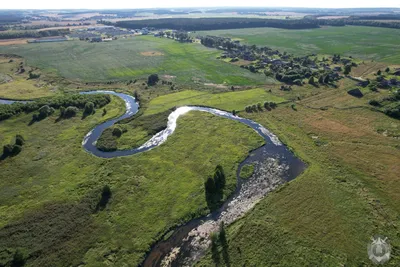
[84,102,95,115]
[147,74,159,86]
[133,90,140,101]
[385,67,390,73]
[97,185,112,210]
[15,135,25,146]
[377,70,382,76]
[214,165,226,192]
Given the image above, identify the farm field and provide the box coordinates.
[196,26,400,64]
[0,36,272,85]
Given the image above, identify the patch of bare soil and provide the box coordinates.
[162,75,176,80]
[140,51,164,56]
[229,59,253,66]
[204,83,228,89]
[0,39,28,46]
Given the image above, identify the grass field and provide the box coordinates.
[0,36,272,85]
[0,92,264,266]
[0,57,57,99]
[145,88,285,115]
[196,26,400,64]
[198,86,400,266]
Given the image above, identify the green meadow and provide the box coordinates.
[0,90,266,266]
[0,36,272,85]
[196,26,400,63]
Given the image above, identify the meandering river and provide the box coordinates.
[1,91,306,266]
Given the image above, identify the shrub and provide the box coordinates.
[369,100,380,106]
[3,144,13,156]
[147,74,159,86]
[112,127,122,137]
[63,106,79,118]
[15,135,25,146]
[84,102,95,115]
[38,105,55,120]
[11,144,22,156]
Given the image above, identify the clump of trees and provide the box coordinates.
[147,74,159,86]
[2,134,25,159]
[1,94,111,122]
[204,165,226,211]
[62,106,79,118]
[245,101,277,113]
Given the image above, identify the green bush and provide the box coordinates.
[3,144,13,156]
[63,106,79,118]
[15,135,25,146]
[38,105,55,120]
[11,145,22,156]
[112,127,122,137]
[84,102,95,115]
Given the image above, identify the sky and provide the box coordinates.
[1,0,400,9]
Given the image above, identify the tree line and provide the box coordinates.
[110,17,400,31]
[0,94,111,122]
[0,29,70,40]
[115,18,321,31]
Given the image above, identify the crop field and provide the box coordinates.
[0,36,272,85]
[196,26,400,64]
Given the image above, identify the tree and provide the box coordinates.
[63,106,79,118]
[377,70,382,76]
[323,75,330,84]
[97,185,112,210]
[102,108,107,116]
[205,176,216,196]
[308,76,315,85]
[214,165,226,191]
[257,103,263,111]
[344,65,352,75]
[38,105,54,120]
[84,102,95,115]
[133,90,140,101]
[15,135,24,146]
[11,145,22,156]
[385,67,390,73]
[219,221,227,246]
[269,102,277,109]
[3,144,13,156]
[12,249,26,267]
[210,232,220,264]
[112,127,122,137]
[147,74,159,86]
[264,102,271,110]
